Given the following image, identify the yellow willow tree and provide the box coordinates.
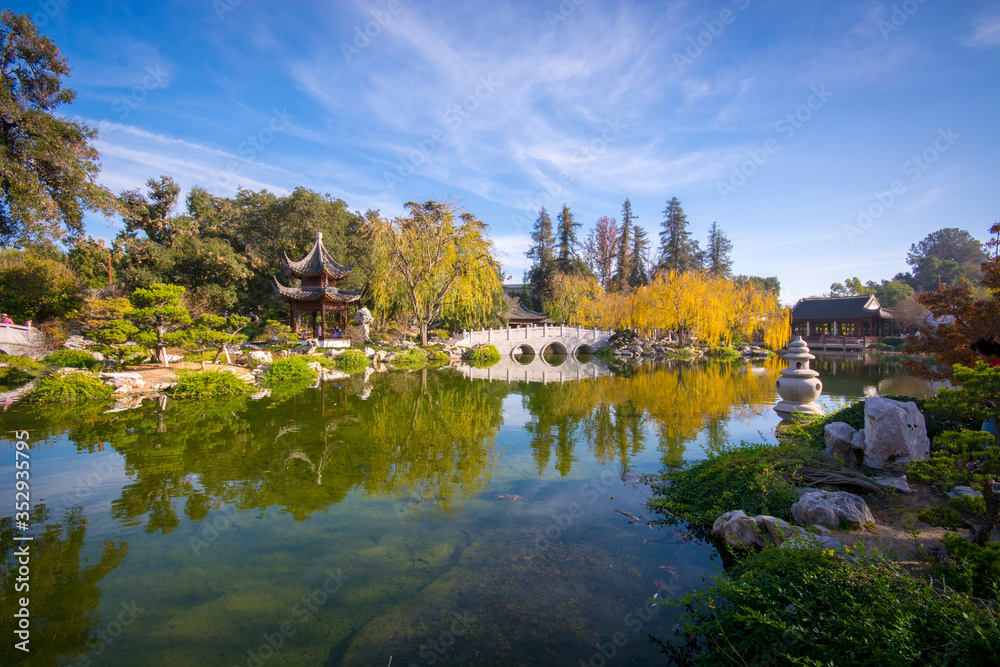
[616,270,790,347]
[365,200,502,345]
[542,272,604,325]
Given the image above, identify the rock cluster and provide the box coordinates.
[711,509,844,551]
[823,396,930,473]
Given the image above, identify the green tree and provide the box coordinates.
[735,274,781,297]
[613,199,636,291]
[556,203,581,269]
[903,228,987,292]
[0,248,80,321]
[365,200,502,345]
[582,215,618,290]
[67,236,112,289]
[127,283,192,366]
[704,221,734,278]
[0,11,115,247]
[629,225,651,288]
[658,197,701,274]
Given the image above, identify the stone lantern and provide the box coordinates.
[774,336,823,419]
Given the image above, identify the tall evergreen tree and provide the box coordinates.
[614,198,636,291]
[525,207,555,269]
[658,197,701,274]
[629,226,651,288]
[556,203,580,267]
[704,221,734,278]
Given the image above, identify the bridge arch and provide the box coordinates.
[510,344,537,363]
[539,341,568,357]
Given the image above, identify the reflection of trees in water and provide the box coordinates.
[0,506,128,666]
[519,360,782,474]
[13,371,508,529]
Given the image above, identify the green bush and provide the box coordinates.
[392,347,428,368]
[933,533,1000,601]
[706,346,741,361]
[431,328,451,340]
[608,329,638,348]
[869,342,895,351]
[917,506,965,530]
[265,357,318,383]
[0,354,44,372]
[43,349,102,370]
[0,366,34,390]
[425,349,450,365]
[464,344,500,366]
[25,373,113,402]
[170,370,253,398]
[907,430,996,491]
[333,349,370,369]
[656,544,1000,665]
[950,493,986,516]
[646,443,802,532]
[594,346,615,358]
[882,336,906,348]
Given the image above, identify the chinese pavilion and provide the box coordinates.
[274,232,361,339]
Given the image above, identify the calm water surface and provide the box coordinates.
[0,352,933,666]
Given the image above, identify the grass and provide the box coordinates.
[264,356,318,383]
[170,370,253,397]
[25,373,114,402]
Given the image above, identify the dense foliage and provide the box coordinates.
[43,349,101,370]
[658,545,1000,666]
[265,356,318,383]
[169,370,253,397]
[25,373,113,402]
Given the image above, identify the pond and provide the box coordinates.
[0,351,935,666]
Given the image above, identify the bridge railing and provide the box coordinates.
[454,324,612,346]
[0,324,46,348]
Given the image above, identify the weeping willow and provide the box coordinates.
[364,201,503,344]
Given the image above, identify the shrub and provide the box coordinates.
[608,329,638,348]
[869,342,894,351]
[392,347,427,368]
[882,335,906,348]
[646,442,802,532]
[371,332,390,344]
[656,544,1000,665]
[594,346,615,358]
[265,357,318,383]
[706,346,741,361]
[917,506,965,530]
[170,370,253,398]
[0,354,43,372]
[464,344,500,366]
[431,328,451,340]
[933,533,1000,601]
[907,430,996,491]
[43,349,102,370]
[25,373,113,402]
[333,349,370,369]
[425,349,450,365]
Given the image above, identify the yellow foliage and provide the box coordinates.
[542,273,604,325]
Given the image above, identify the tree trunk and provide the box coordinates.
[420,320,428,346]
[972,479,999,546]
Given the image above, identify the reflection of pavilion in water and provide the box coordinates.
[454,352,610,383]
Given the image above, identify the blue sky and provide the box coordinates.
[14,0,1000,305]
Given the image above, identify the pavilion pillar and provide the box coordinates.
[321,302,327,340]
[290,302,298,333]
[311,311,318,338]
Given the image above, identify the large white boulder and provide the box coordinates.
[791,491,875,529]
[863,397,930,472]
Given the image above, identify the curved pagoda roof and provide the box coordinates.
[272,279,362,303]
[283,232,353,279]
[508,302,548,322]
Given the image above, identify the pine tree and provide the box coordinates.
[629,226,650,288]
[658,197,701,274]
[705,221,734,278]
[614,199,636,291]
[556,204,580,267]
[526,207,555,268]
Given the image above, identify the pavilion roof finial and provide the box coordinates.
[316,231,323,242]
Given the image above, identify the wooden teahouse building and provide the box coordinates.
[274,232,361,340]
[506,302,548,328]
[791,295,894,348]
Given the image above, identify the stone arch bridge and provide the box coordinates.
[450,324,612,358]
